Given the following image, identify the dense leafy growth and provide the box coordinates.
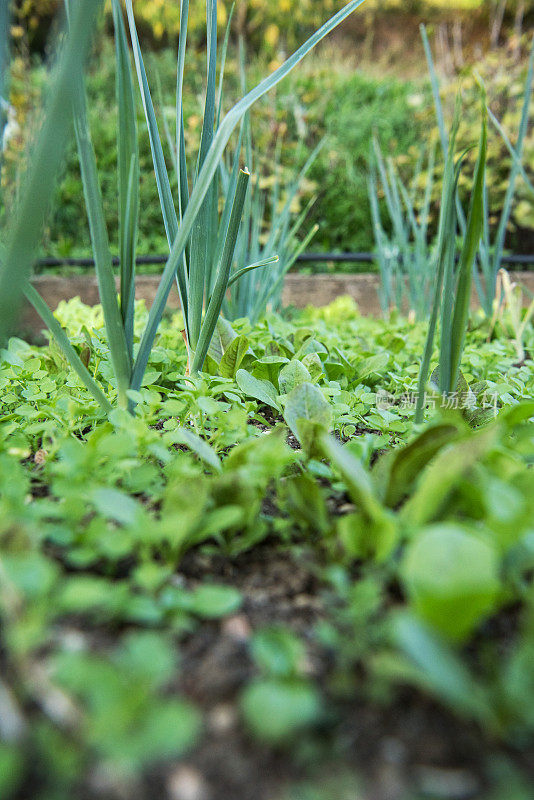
[1,296,533,797]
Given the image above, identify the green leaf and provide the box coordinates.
[72,82,132,408]
[393,611,495,725]
[449,97,487,389]
[184,585,243,618]
[236,369,280,410]
[401,425,498,526]
[112,0,139,360]
[284,382,332,453]
[0,745,24,798]
[0,0,103,343]
[172,427,222,472]
[207,317,238,365]
[251,627,305,679]
[226,255,279,289]
[321,434,397,560]
[402,524,500,641]
[24,285,111,413]
[192,169,250,373]
[278,360,312,394]
[57,576,127,616]
[118,632,175,688]
[91,488,140,525]
[415,94,462,421]
[129,699,201,764]
[385,423,460,507]
[219,335,249,379]
[356,352,389,383]
[1,553,58,599]
[241,679,321,743]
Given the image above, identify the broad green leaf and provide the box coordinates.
[91,488,141,525]
[385,423,460,507]
[278,360,312,394]
[401,425,498,526]
[57,576,127,616]
[128,699,201,764]
[322,434,397,560]
[393,612,495,725]
[172,427,222,472]
[1,553,58,599]
[219,335,249,379]
[241,679,321,743]
[183,584,242,618]
[301,352,324,380]
[207,317,238,364]
[402,524,500,641]
[355,352,389,383]
[251,627,305,679]
[284,382,332,453]
[236,369,280,410]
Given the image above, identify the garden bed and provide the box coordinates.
[19,272,534,340]
[2,297,533,800]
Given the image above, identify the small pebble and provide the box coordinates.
[34,449,48,465]
[221,614,251,641]
[56,628,87,652]
[208,703,237,734]
[168,765,210,800]
[89,764,138,799]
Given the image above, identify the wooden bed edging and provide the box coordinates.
[17,271,534,339]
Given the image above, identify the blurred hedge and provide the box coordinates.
[14,0,492,54]
[1,37,422,261]
[6,1,534,265]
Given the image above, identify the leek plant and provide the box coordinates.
[368,137,436,319]
[223,133,320,324]
[415,94,487,424]
[124,0,356,377]
[1,0,367,414]
[489,109,534,200]
[222,41,320,323]
[488,269,534,364]
[0,0,103,353]
[421,24,534,316]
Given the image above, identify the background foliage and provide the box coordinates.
[5,0,534,265]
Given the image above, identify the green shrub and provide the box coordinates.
[297,66,425,253]
[5,13,534,265]
[4,45,422,261]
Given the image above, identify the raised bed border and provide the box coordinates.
[17,271,534,339]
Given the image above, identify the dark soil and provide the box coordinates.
[68,544,529,800]
[11,540,534,800]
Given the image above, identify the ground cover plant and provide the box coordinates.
[0,294,533,799]
[0,0,366,408]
